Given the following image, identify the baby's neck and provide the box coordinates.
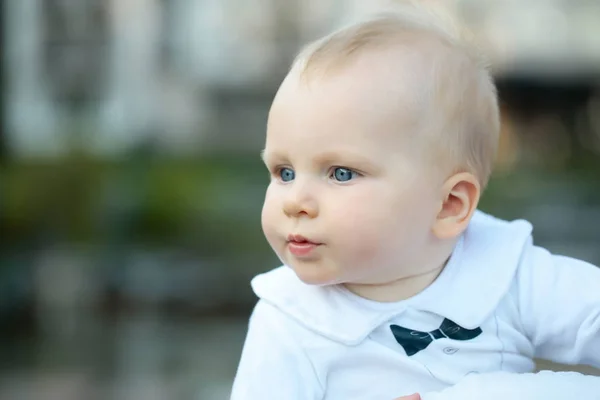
[343,265,445,303]
[342,241,456,303]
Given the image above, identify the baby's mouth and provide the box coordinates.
[287,234,321,245]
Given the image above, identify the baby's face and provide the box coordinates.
[261,66,442,287]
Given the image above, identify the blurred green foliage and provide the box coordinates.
[0,154,268,255]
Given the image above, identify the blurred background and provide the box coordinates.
[1,0,600,399]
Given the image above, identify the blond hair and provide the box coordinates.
[289,1,500,187]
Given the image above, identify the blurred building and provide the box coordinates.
[6,0,600,159]
[5,0,333,157]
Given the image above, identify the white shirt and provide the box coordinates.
[231,211,600,399]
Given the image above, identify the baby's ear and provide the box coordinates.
[432,172,480,240]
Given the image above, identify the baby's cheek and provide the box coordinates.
[332,209,388,258]
[260,195,279,241]
[334,199,419,263]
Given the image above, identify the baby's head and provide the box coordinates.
[260,2,500,300]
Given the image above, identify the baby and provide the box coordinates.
[230,2,600,399]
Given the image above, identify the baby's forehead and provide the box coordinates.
[279,46,444,131]
[275,70,422,136]
[269,75,428,162]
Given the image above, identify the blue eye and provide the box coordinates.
[279,167,295,182]
[332,167,356,182]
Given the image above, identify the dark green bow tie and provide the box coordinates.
[390,318,482,356]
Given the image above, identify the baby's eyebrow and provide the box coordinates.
[313,151,379,171]
[260,149,287,164]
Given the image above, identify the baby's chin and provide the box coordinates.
[288,264,343,287]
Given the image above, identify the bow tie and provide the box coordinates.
[390,318,482,356]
